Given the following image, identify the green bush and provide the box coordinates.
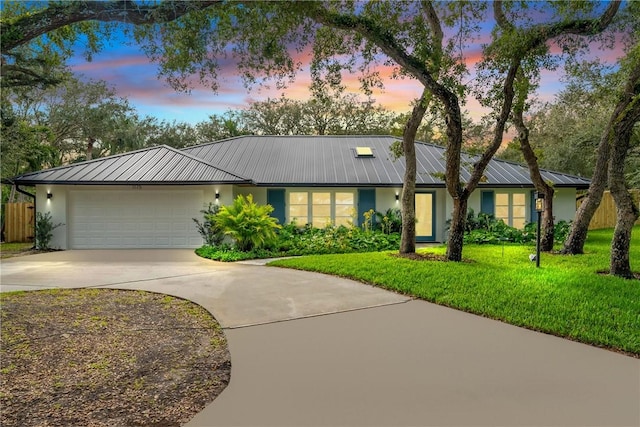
[213,194,281,251]
[196,222,401,262]
[451,209,571,246]
[374,208,402,234]
[35,212,63,250]
[192,202,225,246]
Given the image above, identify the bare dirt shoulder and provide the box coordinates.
[0,288,231,427]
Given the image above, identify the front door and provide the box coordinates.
[415,192,436,242]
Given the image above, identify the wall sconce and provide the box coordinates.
[47,192,53,199]
[215,191,220,200]
[395,193,399,201]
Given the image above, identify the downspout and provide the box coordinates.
[14,182,37,249]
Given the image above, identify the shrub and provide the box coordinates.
[214,194,281,251]
[196,222,401,262]
[375,208,402,234]
[193,202,225,246]
[35,212,63,250]
[450,209,571,246]
[554,220,571,243]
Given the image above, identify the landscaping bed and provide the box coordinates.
[0,289,230,427]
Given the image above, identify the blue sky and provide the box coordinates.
[64,4,625,126]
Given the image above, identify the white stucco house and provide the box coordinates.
[8,135,589,249]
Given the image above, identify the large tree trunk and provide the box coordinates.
[447,197,468,261]
[512,85,555,250]
[607,65,640,278]
[399,91,430,254]
[562,59,640,256]
[561,127,611,254]
[609,186,640,279]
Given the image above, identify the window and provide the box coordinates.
[495,192,527,229]
[288,191,355,227]
[312,192,331,228]
[335,192,354,227]
[512,193,526,229]
[289,192,308,224]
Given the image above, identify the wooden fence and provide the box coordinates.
[580,190,640,230]
[3,202,35,243]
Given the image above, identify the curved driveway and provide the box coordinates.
[1,250,638,426]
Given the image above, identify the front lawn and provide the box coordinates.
[0,242,34,259]
[270,227,640,356]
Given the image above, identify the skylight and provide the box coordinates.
[355,147,374,157]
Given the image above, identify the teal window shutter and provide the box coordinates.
[357,189,376,226]
[267,189,286,225]
[530,190,536,223]
[481,191,495,216]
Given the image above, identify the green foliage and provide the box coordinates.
[361,209,376,232]
[35,212,63,250]
[449,209,568,246]
[271,226,640,355]
[214,194,281,251]
[374,208,402,234]
[195,244,273,262]
[196,223,401,261]
[192,202,225,246]
[275,223,400,255]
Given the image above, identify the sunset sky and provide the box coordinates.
[64,4,626,126]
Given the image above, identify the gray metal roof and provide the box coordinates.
[182,135,591,188]
[10,135,590,188]
[11,145,250,185]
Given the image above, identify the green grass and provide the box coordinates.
[0,242,33,259]
[270,226,640,356]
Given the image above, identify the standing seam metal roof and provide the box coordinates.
[10,136,591,188]
[181,135,591,188]
[10,145,250,185]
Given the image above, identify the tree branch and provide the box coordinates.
[2,0,223,51]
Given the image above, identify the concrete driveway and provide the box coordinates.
[1,250,639,426]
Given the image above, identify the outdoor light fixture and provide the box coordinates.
[535,192,545,268]
[395,193,400,201]
[215,191,220,199]
[47,192,53,199]
[535,193,545,213]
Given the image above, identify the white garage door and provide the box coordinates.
[69,190,204,249]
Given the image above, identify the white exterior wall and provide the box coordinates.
[375,188,402,214]
[553,188,577,222]
[36,185,68,249]
[234,187,268,205]
[36,184,220,249]
[40,183,579,249]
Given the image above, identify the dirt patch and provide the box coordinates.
[0,289,230,427]
[391,252,474,263]
[596,270,640,280]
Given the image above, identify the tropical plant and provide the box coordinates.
[35,211,63,250]
[193,202,225,246]
[375,208,402,234]
[213,194,281,251]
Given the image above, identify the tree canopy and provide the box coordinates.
[2,0,637,270]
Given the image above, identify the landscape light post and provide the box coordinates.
[535,192,545,268]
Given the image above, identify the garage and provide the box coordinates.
[68,189,204,249]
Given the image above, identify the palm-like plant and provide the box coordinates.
[214,194,281,251]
